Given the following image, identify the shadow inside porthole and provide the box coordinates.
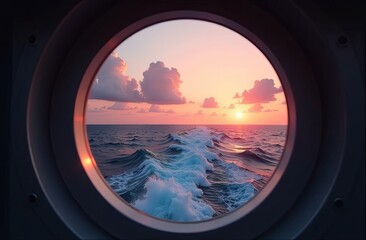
[85,19,288,222]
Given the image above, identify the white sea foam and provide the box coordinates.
[132,128,220,221]
[108,127,222,221]
[107,127,265,220]
[90,125,286,221]
[219,162,261,211]
[133,177,214,221]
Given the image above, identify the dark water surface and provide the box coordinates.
[87,125,287,221]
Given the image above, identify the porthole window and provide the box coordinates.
[19,0,362,236]
[85,20,288,222]
[25,1,330,236]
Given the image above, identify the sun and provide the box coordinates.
[235,111,244,119]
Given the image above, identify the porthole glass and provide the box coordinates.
[85,19,288,222]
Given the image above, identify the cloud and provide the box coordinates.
[140,61,186,104]
[87,107,105,112]
[166,109,176,114]
[228,104,236,109]
[86,104,105,112]
[202,97,219,108]
[138,108,148,113]
[89,53,144,102]
[89,55,187,106]
[149,104,175,114]
[239,78,283,104]
[108,102,137,110]
[248,103,264,113]
[149,104,164,112]
[263,109,279,112]
[233,92,241,99]
[195,110,205,115]
[210,112,218,116]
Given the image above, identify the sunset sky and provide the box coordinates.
[86,20,287,125]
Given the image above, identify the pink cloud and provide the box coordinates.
[233,92,241,99]
[149,104,176,114]
[228,104,235,109]
[89,53,143,102]
[239,78,283,104]
[87,107,104,112]
[195,110,205,115]
[248,103,264,113]
[108,102,137,110]
[202,97,219,108]
[263,109,279,112]
[140,61,186,104]
[86,103,105,112]
[89,56,187,106]
[166,109,176,114]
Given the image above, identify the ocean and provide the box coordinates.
[87,124,287,222]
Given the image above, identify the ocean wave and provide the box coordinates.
[108,128,223,221]
[236,150,277,166]
[90,141,144,148]
[157,133,182,145]
[107,149,156,163]
[97,125,284,221]
[133,177,215,221]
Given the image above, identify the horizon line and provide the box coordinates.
[86,123,288,126]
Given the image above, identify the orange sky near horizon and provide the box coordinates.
[86,20,288,125]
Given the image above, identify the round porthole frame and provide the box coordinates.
[21,0,358,239]
[76,12,293,232]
